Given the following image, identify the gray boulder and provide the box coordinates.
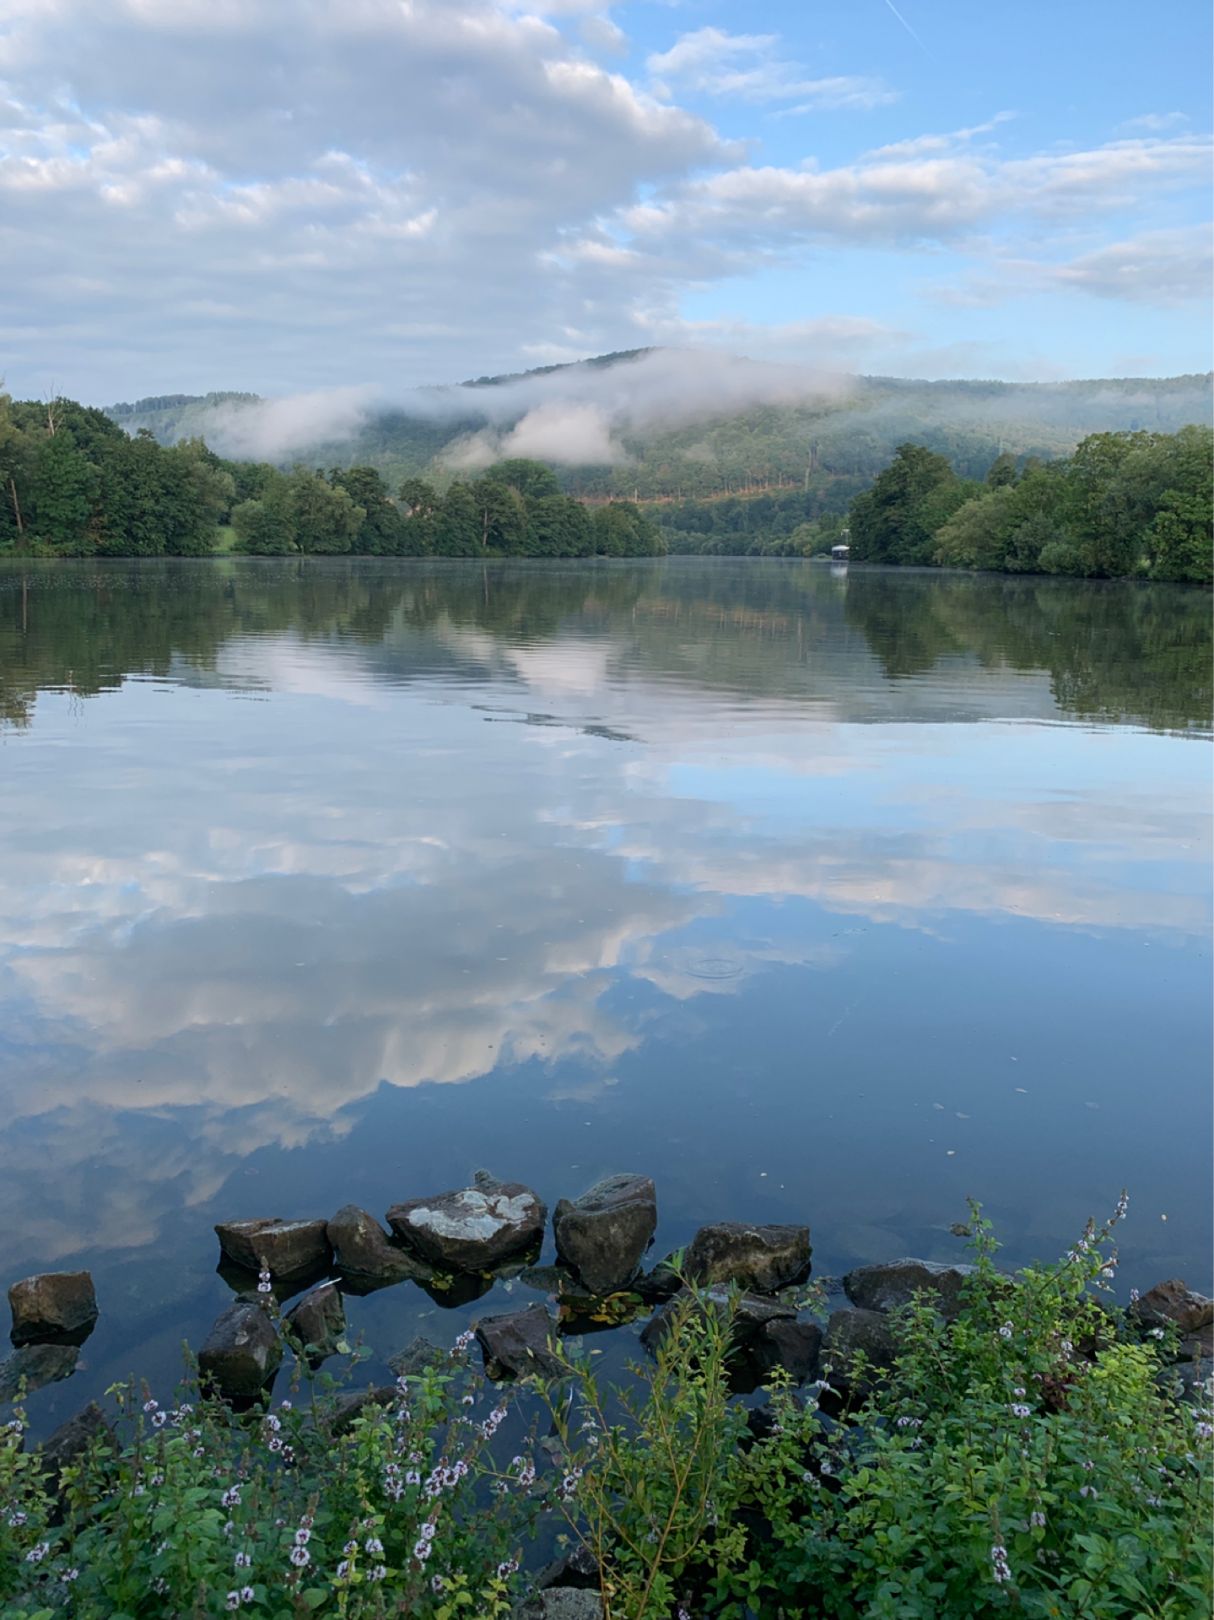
[684,1222,810,1293]
[518,1593,604,1620]
[640,1284,795,1355]
[198,1300,282,1398]
[388,1178,546,1273]
[553,1174,656,1296]
[327,1205,433,1289]
[1131,1279,1213,1337]
[752,1319,823,1385]
[9,1271,98,1347]
[0,1343,79,1402]
[214,1218,331,1280]
[635,1254,683,1304]
[536,1542,600,1591]
[823,1308,898,1401]
[475,1303,565,1381]
[284,1283,345,1365]
[843,1258,977,1321]
[327,1385,395,1436]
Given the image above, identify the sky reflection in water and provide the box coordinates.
[0,558,1209,1422]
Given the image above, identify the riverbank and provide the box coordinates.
[3,1184,1210,1618]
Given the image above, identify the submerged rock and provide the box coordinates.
[684,1222,810,1294]
[388,1335,447,1379]
[284,1283,345,1365]
[9,1271,98,1347]
[214,1218,331,1281]
[198,1301,282,1399]
[387,1178,546,1273]
[0,1343,80,1402]
[39,1402,115,1504]
[553,1174,656,1297]
[475,1303,565,1381]
[842,1258,977,1320]
[1131,1279,1213,1337]
[327,1205,434,1290]
[327,1385,395,1436]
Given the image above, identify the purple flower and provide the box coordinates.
[990,1544,1011,1583]
[289,1545,310,1568]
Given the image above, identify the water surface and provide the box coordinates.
[0,558,1209,1424]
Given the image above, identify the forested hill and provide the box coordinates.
[104,359,1212,507]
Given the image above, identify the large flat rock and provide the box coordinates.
[684,1222,811,1293]
[387,1179,546,1273]
[214,1218,331,1280]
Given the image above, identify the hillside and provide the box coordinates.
[106,356,1211,500]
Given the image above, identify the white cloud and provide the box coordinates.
[647,26,895,109]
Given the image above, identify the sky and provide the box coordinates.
[0,0,1211,403]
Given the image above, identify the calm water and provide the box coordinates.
[0,558,1210,1426]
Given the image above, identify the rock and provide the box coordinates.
[387,1179,546,1273]
[1157,1357,1213,1405]
[635,1255,683,1304]
[518,1592,604,1620]
[475,1304,565,1381]
[0,1343,79,1402]
[388,1336,448,1379]
[39,1402,114,1502]
[823,1308,898,1401]
[684,1222,811,1294]
[843,1258,977,1321]
[327,1385,395,1436]
[9,1272,98,1347]
[640,1285,795,1355]
[198,1301,282,1399]
[752,1319,823,1385]
[1131,1279,1214,1337]
[327,1205,434,1289]
[553,1174,656,1296]
[536,1542,600,1591]
[1178,1325,1214,1362]
[284,1283,345,1365]
[519,1264,593,1302]
[214,1218,331,1281]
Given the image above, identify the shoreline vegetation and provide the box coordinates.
[2,1186,1211,1619]
[1,392,1209,584]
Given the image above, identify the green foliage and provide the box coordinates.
[849,443,968,566]
[0,1336,536,1618]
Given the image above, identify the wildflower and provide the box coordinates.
[1145,1494,1163,1506]
[294,1528,311,1546]
[1079,1485,1098,1499]
[414,1538,433,1562]
[461,1393,475,1406]
[1081,1459,1094,1471]
[990,1544,1011,1583]
[336,1561,351,1579]
[223,1520,235,1537]
[7,1511,27,1527]
[150,1472,165,1486]
[1060,1339,1073,1356]
[405,1469,421,1486]
[1011,1403,1031,1419]
[61,1569,79,1583]
[1013,1386,1026,1397]
[226,1594,241,1612]
[289,1544,310,1568]
[431,1574,446,1593]
[25,1544,49,1564]
[235,1551,252,1569]
[365,1536,384,1555]
[369,1565,387,1581]
[1149,1327,1166,1340]
[497,1558,519,1579]
[1114,1190,1129,1219]
[279,1398,292,1411]
[453,1328,475,1353]
[895,1416,922,1428]
[265,1414,281,1432]
[420,1522,436,1542]
[221,1487,242,1508]
[268,1437,282,1453]
[1030,1511,1046,1528]
[344,1540,359,1555]
[143,1398,160,1414]
[258,1267,273,1296]
[998,1323,1013,1340]
[151,1409,167,1428]
[1129,1288,1140,1303]
[1195,1420,1213,1440]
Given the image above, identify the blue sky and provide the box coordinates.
[0,0,1210,399]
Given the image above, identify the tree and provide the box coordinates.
[28,431,97,549]
[848,444,961,565]
[285,468,363,554]
[433,483,482,555]
[483,459,561,501]
[330,466,403,554]
[591,501,663,556]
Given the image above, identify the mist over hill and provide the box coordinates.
[105,351,1212,509]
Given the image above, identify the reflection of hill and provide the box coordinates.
[0,558,1208,735]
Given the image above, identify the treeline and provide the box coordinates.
[0,394,662,558]
[847,427,1211,583]
[232,458,662,557]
